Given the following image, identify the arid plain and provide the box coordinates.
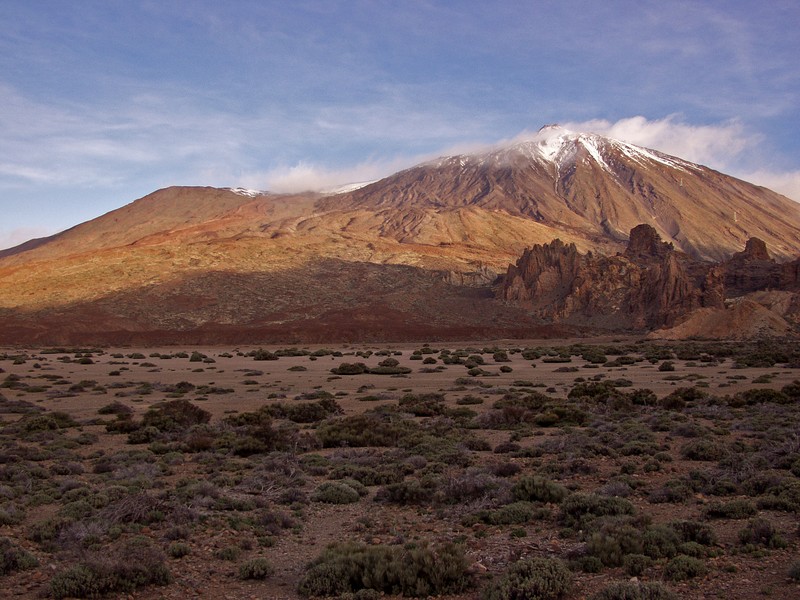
[1,338,798,599]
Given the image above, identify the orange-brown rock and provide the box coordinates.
[722,237,800,297]
[500,225,725,330]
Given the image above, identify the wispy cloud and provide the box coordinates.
[251,115,800,202]
[739,169,800,203]
[0,226,55,251]
[562,115,755,171]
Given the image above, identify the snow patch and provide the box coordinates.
[611,140,693,172]
[321,180,378,195]
[227,187,264,197]
[578,135,612,173]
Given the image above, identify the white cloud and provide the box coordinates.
[562,115,756,171]
[251,115,800,203]
[0,227,55,251]
[739,170,800,203]
[258,158,411,193]
[556,115,799,203]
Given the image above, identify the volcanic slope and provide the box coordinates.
[2,125,800,342]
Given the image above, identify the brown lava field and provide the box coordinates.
[0,338,799,600]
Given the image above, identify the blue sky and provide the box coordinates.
[1,1,799,249]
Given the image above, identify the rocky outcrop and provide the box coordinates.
[722,237,800,296]
[500,225,724,330]
[499,224,800,334]
[624,223,674,262]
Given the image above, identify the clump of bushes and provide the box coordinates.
[703,499,757,519]
[141,399,211,433]
[679,439,726,461]
[663,554,706,581]
[312,481,362,504]
[316,412,416,448]
[265,397,342,423]
[592,581,677,600]
[737,518,787,549]
[238,557,274,580]
[298,542,471,597]
[559,493,635,529]
[331,362,369,375]
[482,557,572,600]
[49,537,170,599]
[512,476,568,504]
[0,536,38,575]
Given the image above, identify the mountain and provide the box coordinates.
[2,125,800,343]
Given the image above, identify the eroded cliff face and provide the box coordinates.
[499,224,745,330]
[722,237,800,297]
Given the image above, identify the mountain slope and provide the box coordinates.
[321,126,800,260]
[1,125,799,342]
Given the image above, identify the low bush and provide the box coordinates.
[663,554,706,581]
[330,362,369,375]
[680,439,726,461]
[141,399,211,433]
[703,499,757,519]
[512,476,568,504]
[298,542,471,597]
[737,518,787,549]
[592,581,677,600]
[50,537,170,599]
[312,481,361,504]
[238,557,274,580]
[0,536,38,575]
[482,557,572,600]
[559,493,635,528]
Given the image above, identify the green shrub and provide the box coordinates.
[238,557,274,580]
[512,476,568,504]
[298,542,471,597]
[703,499,757,519]
[0,537,38,575]
[167,542,191,558]
[669,520,716,546]
[312,482,361,504]
[214,545,242,561]
[376,479,436,505]
[592,581,677,600]
[482,557,572,600]
[789,561,800,582]
[141,399,211,432]
[559,493,635,528]
[737,518,787,548]
[399,393,447,416]
[50,538,170,599]
[482,501,542,525]
[663,555,706,581]
[623,554,652,576]
[330,362,369,375]
[316,413,416,448]
[679,439,726,461]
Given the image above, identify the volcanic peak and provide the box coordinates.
[424,123,693,177]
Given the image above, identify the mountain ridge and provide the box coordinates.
[2,126,800,342]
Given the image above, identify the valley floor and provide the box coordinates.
[1,338,799,599]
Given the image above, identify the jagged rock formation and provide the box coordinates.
[500,224,798,334]
[722,237,800,297]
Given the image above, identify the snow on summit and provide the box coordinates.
[427,124,698,176]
